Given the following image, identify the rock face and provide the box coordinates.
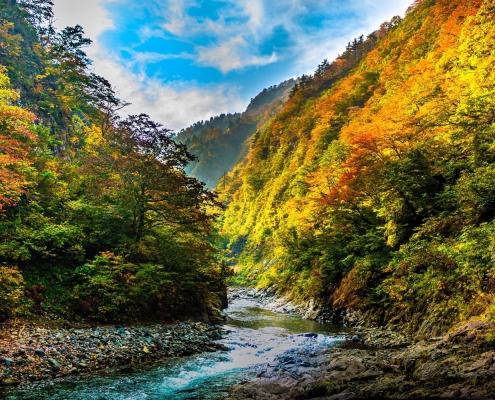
[226,321,495,399]
[0,322,227,388]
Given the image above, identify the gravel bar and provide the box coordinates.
[0,322,229,388]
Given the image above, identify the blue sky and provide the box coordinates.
[54,0,412,130]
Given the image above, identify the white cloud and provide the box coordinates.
[197,36,277,73]
[155,1,274,72]
[276,0,414,75]
[130,50,194,64]
[242,0,264,32]
[52,0,120,81]
[53,0,114,53]
[84,58,244,131]
[161,0,189,36]
[154,0,412,73]
[52,0,244,130]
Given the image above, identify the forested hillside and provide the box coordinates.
[176,80,295,189]
[219,0,495,335]
[0,0,227,324]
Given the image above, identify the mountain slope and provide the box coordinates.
[176,79,295,189]
[218,0,495,334]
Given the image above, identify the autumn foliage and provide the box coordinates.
[219,0,495,334]
[0,1,226,323]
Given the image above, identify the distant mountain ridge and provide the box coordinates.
[176,79,296,189]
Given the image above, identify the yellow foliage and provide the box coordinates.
[217,0,495,322]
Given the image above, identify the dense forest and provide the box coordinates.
[3,0,495,396]
[0,0,228,324]
[176,80,295,189]
[2,0,495,342]
[218,0,495,335]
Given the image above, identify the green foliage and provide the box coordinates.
[176,80,296,189]
[0,265,31,321]
[379,222,495,331]
[73,253,135,320]
[0,1,226,323]
[72,253,214,321]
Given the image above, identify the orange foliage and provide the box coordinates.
[0,67,36,210]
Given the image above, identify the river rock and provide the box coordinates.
[1,378,21,386]
[227,319,495,399]
[47,358,61,372]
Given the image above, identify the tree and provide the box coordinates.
[0,66,36,210]
[107,114,221,244]
[18,0,55,45]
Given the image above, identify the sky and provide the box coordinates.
[53,0,412,131]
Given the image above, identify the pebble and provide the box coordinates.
[47,358,61,372]
[0,322,227,389]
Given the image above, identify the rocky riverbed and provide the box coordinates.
[0,322,228,389]
[226,320,495,399]
[227,288,495,399]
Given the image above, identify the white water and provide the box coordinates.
[6,298,347,399]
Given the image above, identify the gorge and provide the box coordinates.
[1,0,495,398]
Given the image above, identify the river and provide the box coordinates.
[7,297,347,399]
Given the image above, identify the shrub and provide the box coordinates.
[0,265,31,321]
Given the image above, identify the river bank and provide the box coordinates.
[4,289,495,399]
[1,296,347,399]
[228,287,365,327]
[0,322,228,389]
[227,320,495,399]
[227,287,495,399]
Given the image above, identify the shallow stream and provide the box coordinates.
[7,298,347,399]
